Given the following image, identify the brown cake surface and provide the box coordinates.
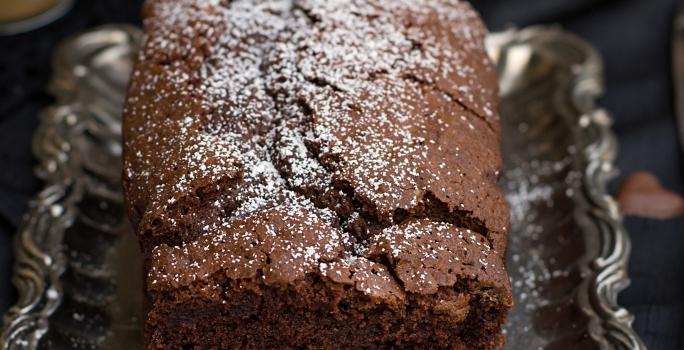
[123,0,512,348]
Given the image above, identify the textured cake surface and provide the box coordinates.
[122,0,512,348]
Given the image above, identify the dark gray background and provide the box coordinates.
[0,1,682,349]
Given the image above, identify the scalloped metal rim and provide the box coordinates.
[1,24,140,350]
[488,26,645,350]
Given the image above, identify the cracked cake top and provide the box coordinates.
[123,0,510,302]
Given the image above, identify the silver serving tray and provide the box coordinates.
[1,25,645,349]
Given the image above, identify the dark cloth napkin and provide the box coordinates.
[1,0,682,348]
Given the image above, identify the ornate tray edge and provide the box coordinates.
[488,27,645,350]
[1,25,141,350]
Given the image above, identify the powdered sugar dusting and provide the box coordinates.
[124,0,508,300]
[368,219,504,294]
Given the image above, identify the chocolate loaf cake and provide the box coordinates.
[122,0,512,348]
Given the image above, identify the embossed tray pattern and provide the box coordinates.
[1,25,645,349]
